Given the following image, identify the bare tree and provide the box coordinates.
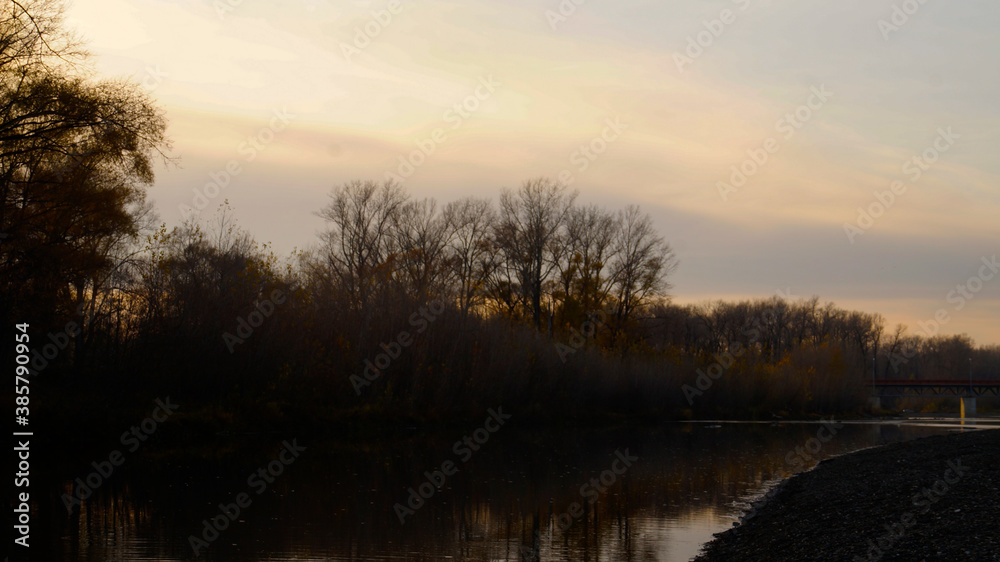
[316,179,407,309]
[555,204,616,320]
[882,323,909,376]
[391,197,452,300]
[607,205,676,323]
[0,0,86,75]
[494,178,577,327]
[443,196,497,316]
[844,310,884,372]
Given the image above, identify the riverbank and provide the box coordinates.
[694,427,1000,561]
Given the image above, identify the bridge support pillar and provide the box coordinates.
[868,396,881,411]
[961,396,976,418]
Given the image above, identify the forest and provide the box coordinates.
[2,1,997,437]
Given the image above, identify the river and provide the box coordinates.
[31,417,998,561]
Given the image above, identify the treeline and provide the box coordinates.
[21,177,681,421]
[12,178,998,424]
[638,299,999,414]
[2,1,997,431]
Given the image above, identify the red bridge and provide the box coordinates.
[867,379,1000,417]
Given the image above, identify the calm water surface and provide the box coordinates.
[32,418,998,561]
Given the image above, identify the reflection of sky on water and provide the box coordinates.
[34,420,996,561]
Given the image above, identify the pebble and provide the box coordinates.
[694,428,1000,562]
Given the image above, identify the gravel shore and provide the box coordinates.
[694,427,1000,562]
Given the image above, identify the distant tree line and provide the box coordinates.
[306,178,675,330]
[2,0,996,429]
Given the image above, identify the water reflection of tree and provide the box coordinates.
[37,424,939,560]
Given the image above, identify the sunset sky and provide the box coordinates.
[65,0,1000,345]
